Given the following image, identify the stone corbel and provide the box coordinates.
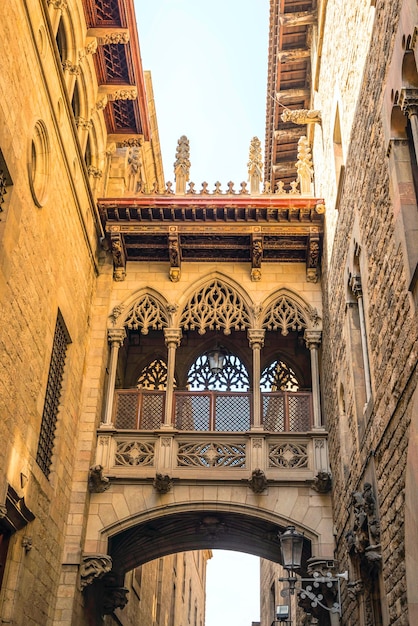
[110,231,126,281]
[248,469,268,493]
[153,473,173,494]
[168,232,181,282]
[281,108,322,125]
[80,554,112,590]
[398,87,418,118]
[103,587,129,614]
[306,232,320,283]
[87,28,130,46]
[312,470,332,493]
[88,465,110,493]
[251,235,263,282]
[107,88,138,102]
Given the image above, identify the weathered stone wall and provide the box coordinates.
[0,1,101,623]
[313,0,418,623]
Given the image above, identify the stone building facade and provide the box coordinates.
[1,0,416,625]
[263,0,418,624]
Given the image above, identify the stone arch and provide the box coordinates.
[261,288,320,335]
[92,499,326,578]
[178,274,254,335]
[110,288,171,333]
[405,385,418,622]
[402,49,418,88]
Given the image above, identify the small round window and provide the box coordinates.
[29,120,50,207]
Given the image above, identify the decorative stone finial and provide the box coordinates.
[248,137,263,194]
[174,135,190,194]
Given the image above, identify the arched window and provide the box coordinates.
[260,359,300,392]
[187,353,249,392]
[136,358,174,390]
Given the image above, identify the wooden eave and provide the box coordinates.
[265,0,316,191]
[98,194,324,269]
[81,0,150,140]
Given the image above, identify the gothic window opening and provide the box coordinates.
[36,311,71,477]
[187,353,249,392]
[260,359,300,392]
[137,358,173,390]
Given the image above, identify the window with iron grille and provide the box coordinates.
[36,311,71,477]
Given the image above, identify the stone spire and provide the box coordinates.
[174,135,190,194]
[247,136,263,194]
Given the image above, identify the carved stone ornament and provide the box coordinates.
[281,108,322,125]
[312,470,332,493]
[347,579,364,599]
[88,465,110,493]
[103,587,129,614]
[80,554,112,589]
[248,136,263,194]
[62,60,80,75]
[109,88,137,102]
[248,468,268,493]
[153,473,173,494]
[346,482,382,580]
[0,171,7,209]
[99,32,130,45]
[48,0,68,9]
[111,233,126,281]
[174,135,190,194]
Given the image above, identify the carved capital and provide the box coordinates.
[107,328,126,346]
[163,328,182,348]
[399,87,418,118]
[62,60,80,75]
[247,329,265,349]
[347,579,364,599]
[75,117,92,131]
[87,165,103,179]
[304,329,322,349]
[80,554,112,589]
[48,0,68,9]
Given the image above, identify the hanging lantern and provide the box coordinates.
[279,526,304,571]
[206,345,227,374]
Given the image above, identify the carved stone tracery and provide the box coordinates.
[262,295,308,336]
[180,280,251,335]
[124,294,168,334]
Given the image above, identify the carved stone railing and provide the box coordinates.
[95,431,329,482]
[112,389,313,432]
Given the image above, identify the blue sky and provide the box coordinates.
[133,1,269,623]
[135,0,269,188]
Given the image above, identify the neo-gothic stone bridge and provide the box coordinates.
[81,273,334,611]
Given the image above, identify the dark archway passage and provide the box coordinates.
[107,508,312,579]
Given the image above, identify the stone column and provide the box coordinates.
[101,328,126,428]
[163,328,182,427]
[304,330,323,430]
[350,276,372,403]
[248,329,265,430]
[399,88,418,154]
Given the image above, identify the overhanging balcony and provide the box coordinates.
[112,389,314,432]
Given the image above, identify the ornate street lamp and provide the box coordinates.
[206,345,227,374]
[278,526,347,625]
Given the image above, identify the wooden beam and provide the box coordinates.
[279,10,317,27]
[278,48,310,63]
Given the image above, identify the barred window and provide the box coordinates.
[36,311,71,477]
